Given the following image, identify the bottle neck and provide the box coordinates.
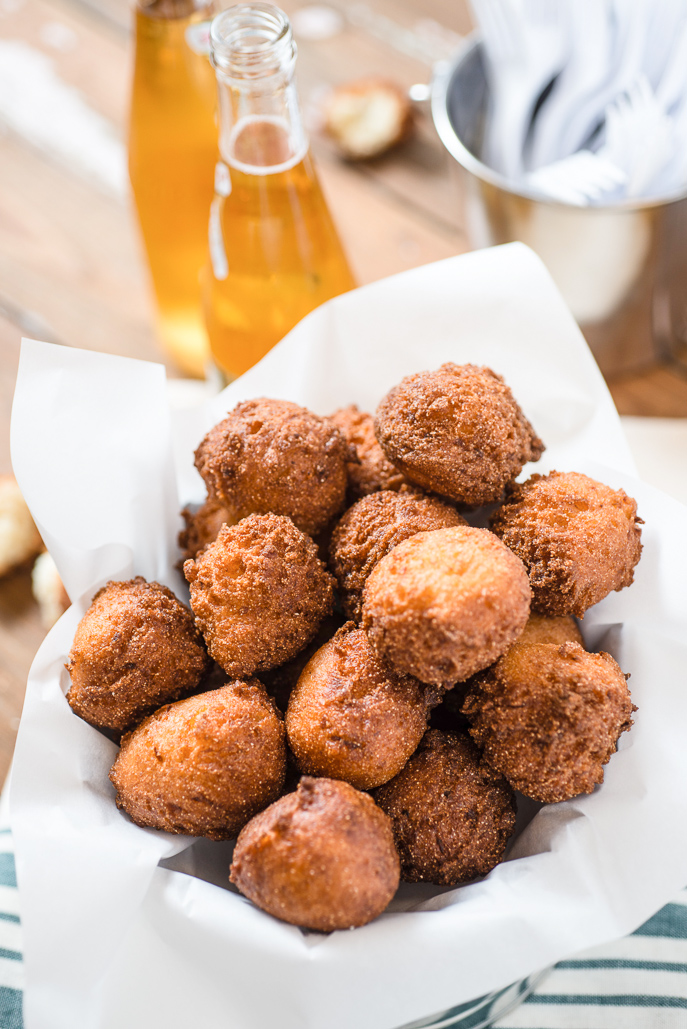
[210,4,307,174]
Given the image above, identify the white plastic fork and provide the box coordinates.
[470,0,568,179]
[600,75,676,198]
[527,0,613,170]
[555,0,649,160]
[525,149,627,206]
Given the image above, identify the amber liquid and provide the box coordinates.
[203,118,356,380]
[129,3,218,377]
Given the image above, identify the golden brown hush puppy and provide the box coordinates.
[230,777,399,931]
[430,615,582,731]
[374,364,544,506]
[184,514,335,678]
[329,487,466,622]
[179,496,233,562]
[362,525,531,687]
[462,642,635,803]
[110,680,286,839]
[490,471,643,617]
[329,405,406,499]
[194,398,351,537]
[67,577,210,734]
[374,730,516,885]
[286,623,429,789]
[512,612,584,649]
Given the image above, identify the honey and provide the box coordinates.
[129,0,218,377]
[203,117,355,379]
[203,4,355,381]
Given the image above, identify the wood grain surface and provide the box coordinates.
[0,0,686,784]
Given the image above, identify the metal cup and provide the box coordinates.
[431,37,687,378]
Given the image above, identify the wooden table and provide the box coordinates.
[0,0,686,784]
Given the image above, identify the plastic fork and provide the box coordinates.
[527,0,613,170]
[555,0,649,160]
[470,0,568,179]
[525,149,627,205]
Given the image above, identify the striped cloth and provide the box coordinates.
[0,792,685,1029]
[0,815,22,1029]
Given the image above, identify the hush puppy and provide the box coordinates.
[230,776,399,931]
[329,487,466,622]
[67,577,210,734]
[490,471,643,617]
[374,364,544,506]
[194,398,350,537]
[286,623,429,790]
[179,496,232,562]
[362,525,531,687]
[512,611,583,649]
[184,514,335,678]
[374,730,516,885]
[110,679,286,839]
[329,405,406,499]
[462,642,635,803]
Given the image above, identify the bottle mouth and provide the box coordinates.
[210,3,295,78]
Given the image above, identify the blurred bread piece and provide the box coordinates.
[323,77,413,159]
[0,475,42,576]
[32,551,70,628]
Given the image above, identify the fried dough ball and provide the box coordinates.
[286,624,429,789]
[329,487,466,622]
[362,526,531,687]
[67,577,210,734]
[230,777,399,931]
[110,680,286,840]
[329,405,406,499]
[462,642,634,803]
[430,607,582,732]
[513,612,583,649]
[184,514,335,678]
[374,730,516,885]
[194,398,350,537]
[374,364,544,506]
[490,471,643,617]
[179,496,232,562]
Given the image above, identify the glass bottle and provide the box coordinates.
[203,3,356,381]
[129,0,219,377]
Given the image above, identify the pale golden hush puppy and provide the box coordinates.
[67,577,210,734]
[462,642,635,803]
[110,680,286,840]
[194,398,351,537]
[184,513,335,678]
[490,471,643,617]
[230,777,399,931]
[374,364,544,506]
[286,623,430,789]
[362,525,531,687]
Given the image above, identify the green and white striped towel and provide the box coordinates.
[1,796,685,1029]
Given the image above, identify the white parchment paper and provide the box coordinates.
[9,244,687,1029]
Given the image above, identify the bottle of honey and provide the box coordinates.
[129,0,219,377]
[203,2,356,381]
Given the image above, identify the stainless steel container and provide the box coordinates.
[431,37,687,378]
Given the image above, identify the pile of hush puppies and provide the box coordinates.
[66,363,643,933]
